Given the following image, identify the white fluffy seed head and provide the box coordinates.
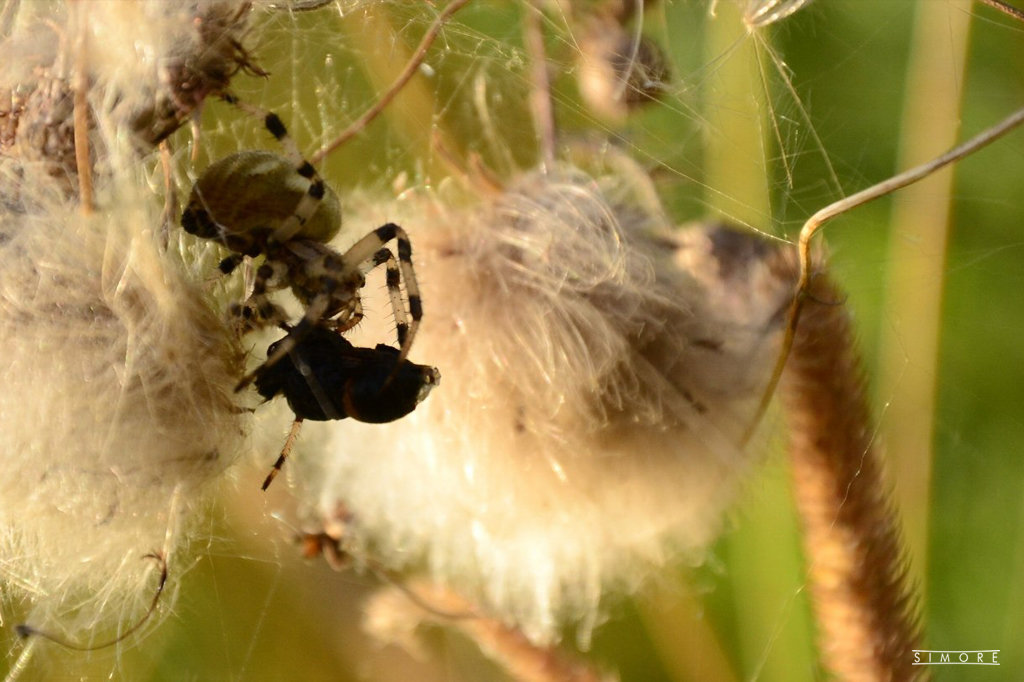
[297,165,796,646]
[0,178,246,640]
[0,0,253,651]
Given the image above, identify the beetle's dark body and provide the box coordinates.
[255,326,440,424]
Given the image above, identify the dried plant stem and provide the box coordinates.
[978,0,1024,23]
[15,553,168,651]
[754,104,1024,444]
[522,1,556,166]
[390,581,608,682]
[780,266,923,681]
[310,0,471,164]
[456,618,607,682]
[72,1,93,212]
[325,519,608,682]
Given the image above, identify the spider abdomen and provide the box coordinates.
[183,150,342,248]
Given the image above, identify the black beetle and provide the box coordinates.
[254,325,440,489]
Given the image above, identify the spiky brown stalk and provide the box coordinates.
[779,264,924,681]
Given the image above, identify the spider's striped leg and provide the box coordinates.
[341,223,422,361]
[360,247,410,349]
[221,92,326,244]
[218,253,246,275]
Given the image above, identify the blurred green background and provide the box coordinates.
[6,1,1024,680]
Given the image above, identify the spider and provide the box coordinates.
[181,93,423,391]
[180,95,437,487]
[254,325,440,489]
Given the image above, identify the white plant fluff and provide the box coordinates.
[0,0,252,660]
[0,178,245,646]
[297,165,795,646]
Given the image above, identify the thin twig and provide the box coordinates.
[369,581,609,682]
[978,0,1024,23]
[310,0,472,164]
[459,616,609,682]
[72,0,93,213]
[522,1,556,165]
[16,553,169,651]
[266,0,335,11]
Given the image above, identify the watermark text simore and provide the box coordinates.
[913,650,999,665]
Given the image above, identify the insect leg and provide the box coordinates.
[262,418,304,490]
[328,297,364,334]
[234,294,329,392]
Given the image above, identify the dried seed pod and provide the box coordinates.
[126,2,265,146]
[0,1,259,176]
[577,17,671,122]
